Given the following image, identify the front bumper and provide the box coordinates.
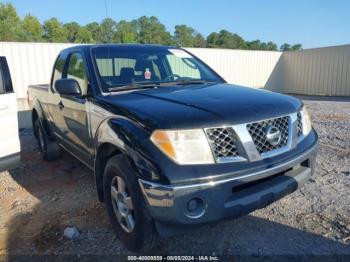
[139,141,318,232]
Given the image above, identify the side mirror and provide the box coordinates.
[55,78,82,96]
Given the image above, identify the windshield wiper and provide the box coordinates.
[109,83,160,92]
[174,79,214,85]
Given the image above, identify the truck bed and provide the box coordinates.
[27,84,50,111]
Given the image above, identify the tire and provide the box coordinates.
[103,154,157,252]
[34,119,62,161]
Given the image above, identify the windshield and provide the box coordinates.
[91,46,223,92]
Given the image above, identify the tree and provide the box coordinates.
[280,43,291,51]
[64,22,81,43]
[246,40,261,50]
[193,33,206,48]
[174,24,195,47]
[0,3,21,41]
[113,20,138,43]
[43,18,68,42]
[136,16,174,45]
[266,41,278,51]
[291,44,302,51]
[85,22,102,43]
[206,32,219,48]
[75,27,94,43]
[100,18,117,43]
[21,14,43,42]
[207,30,246,49]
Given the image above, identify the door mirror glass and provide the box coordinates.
[55,78,82,96]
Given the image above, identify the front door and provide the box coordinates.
[0,56,20,172]
[58,52,93,165]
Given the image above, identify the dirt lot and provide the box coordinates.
[0,95,349,257]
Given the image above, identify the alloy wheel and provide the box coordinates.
[110,176,135,233]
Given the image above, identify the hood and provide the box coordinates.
[99,83,302,130]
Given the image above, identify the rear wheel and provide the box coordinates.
[103,155,157,252]
[34,119,62,161]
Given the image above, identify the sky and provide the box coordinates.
[4,0,350,49]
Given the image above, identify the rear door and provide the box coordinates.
[0,56,20,172]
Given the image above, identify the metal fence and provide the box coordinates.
[265,45,350,96]
[0,42,349,101]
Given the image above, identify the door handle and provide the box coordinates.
[0,105,9,110]
[58,101,64,110]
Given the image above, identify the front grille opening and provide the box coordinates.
[232,169,292,194]
[297,112,303,137]
[247,116,289,154]
[206,127,239,160]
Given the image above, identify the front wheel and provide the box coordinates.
[103,155,157,252]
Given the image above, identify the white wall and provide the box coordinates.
[186,48,282,88]
[0,42,75,99]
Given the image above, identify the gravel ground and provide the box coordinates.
[0,95,349,257]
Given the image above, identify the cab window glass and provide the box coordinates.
[66,53,88,95]
[52,55,65,91]
[0,57,13,94]
[166,55,200,79]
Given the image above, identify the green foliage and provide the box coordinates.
[174,24,195,47]
[246,40,278,51]
[43,18,68,42]
[137,16,174,45]
[100,18,117,43]
[113,20,138,43]
[75,27,94,43]
[280,43,302,51]
[207,30,246,49]
[21,14,43,41]
[64,22,81,43]
[193,33,206,48]
[291,44,302,51]
[0,3,21,41]
[0,4,302,51]
[85,22,102,43]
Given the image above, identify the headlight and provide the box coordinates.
[150,129,214,165]
[301,106,312,136]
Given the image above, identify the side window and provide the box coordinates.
[66,53,88,95]
[51,55,65,91]
[0,57,13,94]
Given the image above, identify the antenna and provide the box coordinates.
[104,0,109,19]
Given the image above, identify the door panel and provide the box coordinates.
[48,53,67,140]
[0,56,20,172]
[56,52,94,164]
[0,93,20,171]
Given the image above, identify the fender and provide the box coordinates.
[32,98,53,138]
[94,117,162,202]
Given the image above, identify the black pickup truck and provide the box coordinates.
[28,44,318,251]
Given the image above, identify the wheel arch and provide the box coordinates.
[93,117,158,202]
[31,99,52,137]
[95,142,123,202]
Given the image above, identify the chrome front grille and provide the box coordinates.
[204,112,304,163]
[297,112,303,136]
[205,127,239,160]
[247,116,289,153]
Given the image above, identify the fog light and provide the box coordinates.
[185,198,205,218]
[187,198,199,212]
